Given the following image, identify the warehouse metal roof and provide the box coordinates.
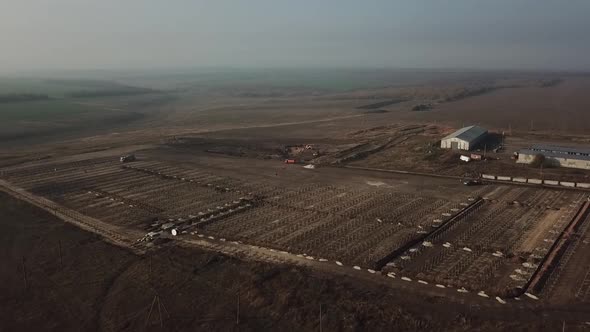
[519,148,590,161]
[442,125,488,142]
[530,144,590,156]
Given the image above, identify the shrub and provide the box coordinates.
[530,154,545,168]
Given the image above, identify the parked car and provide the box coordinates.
[462,179,483,186]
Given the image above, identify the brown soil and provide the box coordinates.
[3,72,590,331]
[518,209,561,253]
[3,191,590,331]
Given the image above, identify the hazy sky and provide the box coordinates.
[1,0,590,72]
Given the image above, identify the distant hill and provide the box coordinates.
[0,93,50,103]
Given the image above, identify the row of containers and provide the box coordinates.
[481,174,590,189]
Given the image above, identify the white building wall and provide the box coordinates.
[441,132,488,151]
[441,138,471,150]
[517,154,535,164]
[441,138,474,151]
[517,153,590,170]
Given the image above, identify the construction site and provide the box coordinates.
[2,133,590,310]
[3,70,590,331]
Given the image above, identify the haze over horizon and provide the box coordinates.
[2,0,590,74]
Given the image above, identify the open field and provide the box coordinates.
[0,100,130,122]
[0,99,144,144]
[2,71,590,150]
[0,77,157,98]
[0,78,99,97]
[2,69,590,330]
[416,77,590,134]
[0,77,163,145]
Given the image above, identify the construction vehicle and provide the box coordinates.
[462,179,483,186]
[120,154,136,163]
[460,155,471,162]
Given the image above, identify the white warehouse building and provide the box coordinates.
[440,125,488,151]
[517,145,590,170]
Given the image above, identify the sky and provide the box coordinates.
[1,0,590,73]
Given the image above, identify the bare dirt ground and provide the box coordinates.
[3,71,590,331]
[0,191,137,331]
[393,77,590,134]
[518,209,562,253]
[6,74,590,151]
[2,191,590,331]
[1,144,588,299]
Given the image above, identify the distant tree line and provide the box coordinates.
[0,93,50,103]
[356,98,408,110]
[412,104,433,112]
[44,79,119,88]
[539,79,562,88]
[443,87,502,102]
[68,88,156,98]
